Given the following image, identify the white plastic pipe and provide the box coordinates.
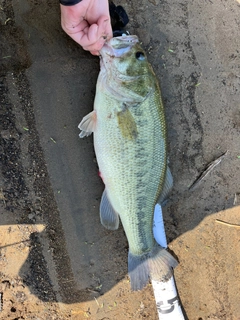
[152,204,185,319]
[152,277,185,319]
[153,203,168,248]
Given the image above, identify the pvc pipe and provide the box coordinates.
[153,203,167,248]
[152,277,185,319]
[152,203,185,319]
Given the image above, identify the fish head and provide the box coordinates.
[100,35,149,76]
[100,35,155,102]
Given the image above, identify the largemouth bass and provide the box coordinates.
[79,35,177,290]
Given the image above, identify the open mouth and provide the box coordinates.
[100,35,139,58]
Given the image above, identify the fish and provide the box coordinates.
[78,35,178,290]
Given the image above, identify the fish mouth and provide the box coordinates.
[100,35,139,58]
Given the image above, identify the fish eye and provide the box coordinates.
[135,51,145,60]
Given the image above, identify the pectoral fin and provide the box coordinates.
[78,111,96,138]
[100,189,119,230]
[158,166,173,205]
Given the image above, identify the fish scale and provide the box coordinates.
[95,100,163,251]
[79,35,177,290]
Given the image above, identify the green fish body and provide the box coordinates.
[79,35,177,290]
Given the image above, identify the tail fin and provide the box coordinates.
[128,244,178,291]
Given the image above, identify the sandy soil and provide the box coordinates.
[0,0,240,319]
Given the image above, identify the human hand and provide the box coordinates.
[60,0,113,55]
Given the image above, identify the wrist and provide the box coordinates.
[59,0,82,5]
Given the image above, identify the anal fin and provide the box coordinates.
[100,189,119,230]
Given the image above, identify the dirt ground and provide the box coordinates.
[0,0,240,319]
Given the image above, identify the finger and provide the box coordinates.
[90,50,100,56]
[61,16,89,34]
[82,37,106,53]
[95,15,112,41]
[103,19,113,40]
[80,16,111,47]
[94,15,112,39]
[62,15,112,54]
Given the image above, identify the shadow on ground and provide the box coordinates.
[0,0,240,319]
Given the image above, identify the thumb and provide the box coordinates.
[85,16,111,48]
[95,15,112,40]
